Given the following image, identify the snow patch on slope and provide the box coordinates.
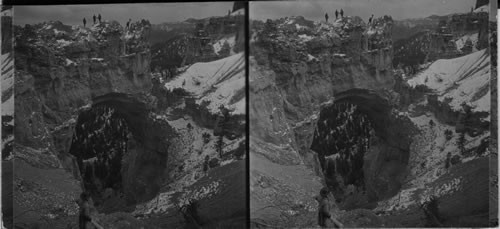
[213,35,236,55]
[1,53,14,116]
[455,33,478,51]
[474,5,489,13]
[165,53,245,115]
[407,49,490,112]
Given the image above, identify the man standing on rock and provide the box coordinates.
[93,15,96,24]
[335,10,339,19]
[98,14,102,23]
[340,9,344,18]
[83,18,87,27]
[325,13,329,23]
[369,14,374,24]
[316,187,344,228]
[77,192,92,229]
[77,192,104,229]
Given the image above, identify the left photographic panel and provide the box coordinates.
[1,5,14,229]
[12,2,246,228]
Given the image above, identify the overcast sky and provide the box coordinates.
[251,0,494,22]
[14,2,236,26]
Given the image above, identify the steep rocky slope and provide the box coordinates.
[136,50,246,228]
[1,7,14,229]
[2,8,14,159]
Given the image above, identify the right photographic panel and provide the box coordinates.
[249,0,496,228]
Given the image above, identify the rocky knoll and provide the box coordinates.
[251,15,395,158]
[250,15,402,227]
[15,20,153,155]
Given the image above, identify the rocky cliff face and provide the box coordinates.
[393,11,489,72]
[151,15,245,80]
[251,15,396,170]
[15,20,153,163]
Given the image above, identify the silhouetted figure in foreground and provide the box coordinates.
[77,192,104,229]
[78,192,92,229]
[83,18,86,27]
[315,187,344,228]
[335,10,339,19]
[98,14,102,23]
[93,15,96,24]
[325,13,329,23]
[126,19,131,30]
[369,14,374,24]
[340,9,344,18]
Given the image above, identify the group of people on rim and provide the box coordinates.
[82,14,134,32]
[325,9,344,23]
[83,14,102,27]
[325,10,376,26]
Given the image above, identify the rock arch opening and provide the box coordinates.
[69,93,173,212]
[70,104,130,210]
[311,89,414,210]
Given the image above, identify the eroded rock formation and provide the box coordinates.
[14,19,175,217]
[250,15,411,226]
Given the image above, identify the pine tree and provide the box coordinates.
[215,104,230,158]
[457,102,471,155]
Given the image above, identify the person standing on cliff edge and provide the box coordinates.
[325,13,329,23]
[93,15,96,24]
[83,18,86,27]
[98,14,102,23]
[335,10,339,19]
[340,9,344,18]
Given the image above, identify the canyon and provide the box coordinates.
[250,10,494,227]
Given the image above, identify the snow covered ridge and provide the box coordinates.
[407,48,490,113]
[165,52,245,115]
[1,53,14,116]
[1,53,14,159]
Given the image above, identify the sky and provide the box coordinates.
[13,2,235,26]
[250,0,494,22]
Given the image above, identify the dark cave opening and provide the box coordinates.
[311,90,414,210]
[69,105,130,209]
[67,93,175,211]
